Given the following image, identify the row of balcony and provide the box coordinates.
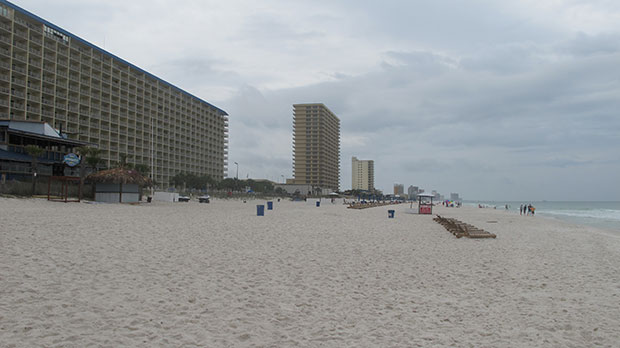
[3,78,219,115]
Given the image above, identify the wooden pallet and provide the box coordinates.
[433,215,496,239]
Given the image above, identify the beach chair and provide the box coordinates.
[433,215,496,239]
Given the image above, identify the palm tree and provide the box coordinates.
[76,146,102,200]
[25,144,44,195]
[118,153,130,168]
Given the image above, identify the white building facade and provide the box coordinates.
[351,156,374,191]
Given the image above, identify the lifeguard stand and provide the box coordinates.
[417,193,435,214]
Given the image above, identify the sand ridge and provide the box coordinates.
[1,197,619,347]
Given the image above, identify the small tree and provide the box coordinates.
[118,153,130,168]
[25,145,45,195]
[76,146,103,200]
[170,172,215,192]
[134,164,150,177]
[84,148,102,171]
[76,147,102,173]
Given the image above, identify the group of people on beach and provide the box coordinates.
[520,204,535,215]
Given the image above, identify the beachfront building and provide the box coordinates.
[351,156,374,191]
[394,183,404,196]
[0,119,87,178]
[292,103,340,192]
[0,1,228,187]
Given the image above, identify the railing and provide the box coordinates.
[12,65,26,74]
[14,41,28,50]
[11,77,26,86]
[29,47,42,56]
[12,53,27,62]
[14,29,28,38]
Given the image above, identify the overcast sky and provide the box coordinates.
[13,0,620,200]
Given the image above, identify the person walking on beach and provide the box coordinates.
[520,204,523,215]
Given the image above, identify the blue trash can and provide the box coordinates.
[388,210,395,218]
[267,201,273,210]
[316,201,321,207]
[257,205,265,216]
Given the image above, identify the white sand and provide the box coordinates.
[1,197,619,347]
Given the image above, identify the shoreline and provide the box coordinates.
[463,201,620,236]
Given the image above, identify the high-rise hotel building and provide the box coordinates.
[351,156,374,191]
[0,1,228,186]
[292,103,340,191]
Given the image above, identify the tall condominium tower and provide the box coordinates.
[292,103,340,191]
[394,183,404,195]
[0,1,228,186]
[351,156,374,191]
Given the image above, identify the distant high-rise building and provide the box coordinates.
[351,156,374,191]
[450,193,461,202]
[408,185,419,200]
[292,103,340,191]
[394,183,404,195]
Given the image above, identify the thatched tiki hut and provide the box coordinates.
[87,168,152,203]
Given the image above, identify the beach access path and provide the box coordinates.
[1,197,619,347]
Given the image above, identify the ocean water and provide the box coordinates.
[464,201,620,233]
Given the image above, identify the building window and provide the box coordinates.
[44,25,69,45]
[0,5,11,18]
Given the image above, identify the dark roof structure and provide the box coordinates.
[0,120,90,147]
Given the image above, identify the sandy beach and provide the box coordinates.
[1,197,619,347]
